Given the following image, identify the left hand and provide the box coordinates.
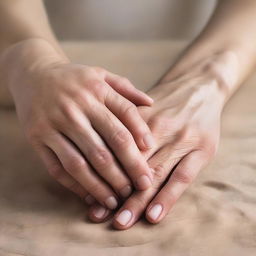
[87,59,227,228]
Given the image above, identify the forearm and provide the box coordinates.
[0,0,67,106]
[160,0,256,102]
[0,0,65,57]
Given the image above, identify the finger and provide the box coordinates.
[105,88,155,150]
[112,145,184,230]
[146,150,208,223]
[58,105,133,198]
[34,144,88,199]
[104,71,153,106]
[84,194,96,205]
[89,105,154,191]
[88,203,112,223]
[45,132,119,210]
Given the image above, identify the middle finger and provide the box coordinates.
[58,103,133,198]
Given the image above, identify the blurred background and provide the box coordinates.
[44,0,216,41]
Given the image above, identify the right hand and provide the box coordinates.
[0,38,155,209]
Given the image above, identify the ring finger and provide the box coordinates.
[45,132,120,210]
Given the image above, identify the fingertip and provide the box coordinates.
[135,174,153,191]
[143,133,155,150]
[119,185,133,198]
[105,196,119,210]
[112,209,134,230]
[88,204,111,223]
[137,92,154,106]
[146,203,163,224]
[129,87,154,106]
[142,94,154,105]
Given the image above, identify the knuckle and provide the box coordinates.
[121,103,137,117]
[126,158,141,173]
[110,129,132,149]
[59,100,76,120]
[200,135,219,158]
[171,169,194,184]
[91,66,106,74]
[205,143,218,158]
[152,164,166,181]
[58,101,87,131]
[89,80,108,100]
[159,189,178,205]
[177,126,193,142]
[66,156,86,175]
[117,76,131,86]
[26,127,40,142]
[89,147,112,169]
[26,121,49,142]
[149,116,172,134]
[48,164,63,180]
[130,196,146,209]
[86,182,106,198]
[90,79,103,89]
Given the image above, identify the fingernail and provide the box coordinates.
[146,95,154,104]
[93,205,107,219]
[105,196,118,209]
[116,209,132,226]
[120,185,132,198]
[136,174,152,190]
[148,204,163,221]
[139,91,154,103]
[84,194,95,205]
[143,134,155,149]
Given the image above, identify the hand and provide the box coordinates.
[1,38,155,210]
[88,55,229,227]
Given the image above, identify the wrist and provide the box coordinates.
[0,38,69,93]
[160,50,240,105]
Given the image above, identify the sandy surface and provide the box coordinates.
[0,40,256,256]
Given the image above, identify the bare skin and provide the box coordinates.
[1,0,256,229]
[0,0,156,210]
[86,0,256,228]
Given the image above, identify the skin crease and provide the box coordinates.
[0,0,156,210]
[1,0,256,229]
[87,0,256,229]
[0,39,157,210]
[88,54,229,227]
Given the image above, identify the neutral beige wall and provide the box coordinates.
[44,0,216,40]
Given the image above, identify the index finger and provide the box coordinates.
[146,150,208,223]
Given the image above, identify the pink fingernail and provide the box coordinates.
[146,96,154,104]
[93,205,107,219]
[148,204,162,221]
[143,134,155,149]
[120,185,132,198]
[116,209,132,226]
[105,196,118,209]
[136,175,152,190]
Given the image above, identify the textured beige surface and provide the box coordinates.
[0,40,256,255]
